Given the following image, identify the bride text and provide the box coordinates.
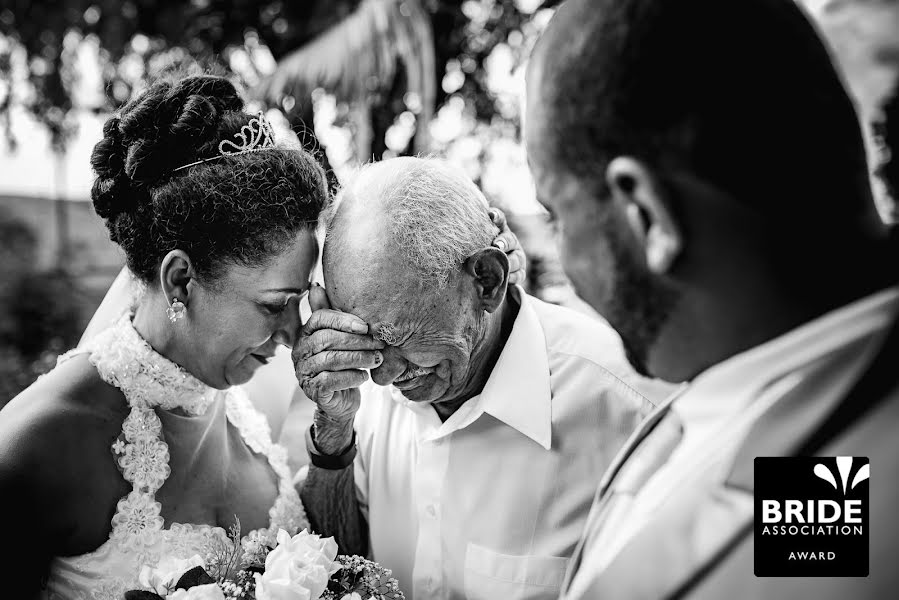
[761,499,862,524]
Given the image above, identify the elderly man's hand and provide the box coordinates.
[293,284,385,454]
[489,208,527,286]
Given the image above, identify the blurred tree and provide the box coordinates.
[0,212,84,405]
[0,0,558,161]
[1,0,572,310]
[798,0,899,223]
[256,0,436,161]
[875,84,899,222]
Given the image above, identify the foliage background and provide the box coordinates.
[0,0,897,407]
[0,0,566,406]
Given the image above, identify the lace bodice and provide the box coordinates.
[44,315,308,600]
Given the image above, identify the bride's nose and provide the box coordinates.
[272,298,302,348]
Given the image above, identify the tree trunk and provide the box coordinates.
[54,152,69,272]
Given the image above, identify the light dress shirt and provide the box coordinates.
[352,286,668,600]
[563,286,899,600]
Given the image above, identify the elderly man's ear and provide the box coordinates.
[606,156,682,274]
[464,247,510,313]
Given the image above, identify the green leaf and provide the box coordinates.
[124,591,165,600]
[174,565,216,589]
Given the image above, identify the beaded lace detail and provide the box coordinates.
[69,315,217,415]
[44,315,308,600]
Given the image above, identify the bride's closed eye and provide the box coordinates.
[259,291,308,316]
[260,301,290,316]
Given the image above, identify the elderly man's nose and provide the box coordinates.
[370,348,406,384]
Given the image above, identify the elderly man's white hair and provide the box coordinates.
[324,156,499,288]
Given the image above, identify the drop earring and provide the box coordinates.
[166,297,186,323]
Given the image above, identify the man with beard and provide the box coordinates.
[525,0,899,597]
[294,157,667,600]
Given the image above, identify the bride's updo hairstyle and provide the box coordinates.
[90,74,327,284]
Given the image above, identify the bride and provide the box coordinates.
[0,74,523,599]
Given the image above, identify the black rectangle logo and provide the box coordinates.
[754,456,869,577]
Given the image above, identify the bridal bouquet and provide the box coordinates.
[124,527,404,600]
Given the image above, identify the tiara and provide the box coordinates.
[172,111,277,172]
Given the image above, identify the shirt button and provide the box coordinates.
[426,504,437,518]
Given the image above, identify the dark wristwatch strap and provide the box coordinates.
[306,424,357,470]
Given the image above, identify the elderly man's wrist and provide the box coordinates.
[312,409,355,455]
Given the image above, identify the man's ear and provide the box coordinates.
[159,249,196,305]
[463,247,510,313]
[606,156,682,274]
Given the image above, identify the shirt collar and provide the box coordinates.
[676,286,899,423]
[478,285,553,449]
[390,285,553,450]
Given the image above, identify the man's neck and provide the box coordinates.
[650,243,898,383]
[432,291,520,422]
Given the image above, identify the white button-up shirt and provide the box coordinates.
[353,287,668,600]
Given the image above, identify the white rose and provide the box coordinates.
[168,583,226,600]
[254,529,341,600]
[138,554,207,596]
[340,594,363,600]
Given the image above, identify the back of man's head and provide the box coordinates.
[528,0,872,231]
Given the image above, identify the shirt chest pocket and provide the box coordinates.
[463,542,570,600]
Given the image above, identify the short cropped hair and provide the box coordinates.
[531,0,872,228]
[326,157,498,287]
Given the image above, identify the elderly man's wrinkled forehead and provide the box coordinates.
[323,245,449,347]
[321,162,437,300]
[322,157,496,326]
[321,160,407,276]
[321,184,399,312]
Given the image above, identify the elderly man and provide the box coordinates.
[525,0,899,597]
[295,156,666,599]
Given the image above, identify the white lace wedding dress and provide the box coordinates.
[43,315,309,600]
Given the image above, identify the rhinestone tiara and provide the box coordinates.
[172,111,277,172]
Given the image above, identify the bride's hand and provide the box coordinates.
[293,284,385,454]
[489,208,527,286]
